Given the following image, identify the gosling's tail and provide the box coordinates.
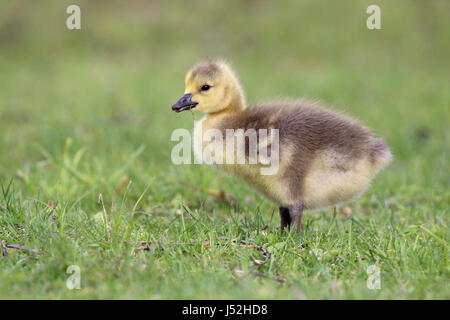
[369,138,392,172]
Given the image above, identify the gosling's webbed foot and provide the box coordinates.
[279,206,291,234]
[280,204,304,234]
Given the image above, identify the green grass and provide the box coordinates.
[0,1,449,299]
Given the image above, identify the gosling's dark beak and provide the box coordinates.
[172,93,198,113]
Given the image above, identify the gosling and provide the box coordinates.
[171,60,392,233]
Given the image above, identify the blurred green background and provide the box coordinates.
[0,1,448,299]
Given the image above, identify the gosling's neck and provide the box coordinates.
[206,90,247,120]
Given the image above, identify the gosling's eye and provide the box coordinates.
[200,85,211,92]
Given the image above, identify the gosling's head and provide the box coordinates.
[172,60,246,114]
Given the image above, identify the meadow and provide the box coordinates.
[0,1,448,299]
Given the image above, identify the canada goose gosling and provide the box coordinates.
[172,60,392,233]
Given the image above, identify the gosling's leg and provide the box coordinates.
[288,203,304,233]
[279,206,291,234]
